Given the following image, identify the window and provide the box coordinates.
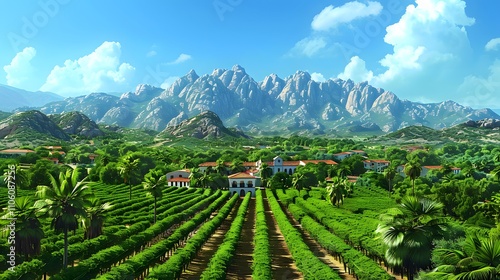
[239,181,245,188]
[232,181,237,188]
[247,181,253,188]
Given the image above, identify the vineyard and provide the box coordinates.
[0,183,406,280]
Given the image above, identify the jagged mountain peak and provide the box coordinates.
[0,110,71,141]
[159,110,248,139]
[37,65,500,136]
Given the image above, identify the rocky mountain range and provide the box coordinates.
[0,110,104,142]
[0,84,63,112]
[36,65,499,135]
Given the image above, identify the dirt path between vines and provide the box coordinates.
[226,198,256,280]
[277,199,356,280]
[179,199,241,280]
[262,192,303,280]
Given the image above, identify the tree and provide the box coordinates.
[491,166,500,182]
[269,172,291,190]
[34,169,93,269]
[215,159,227,176]
[429,234,500,279]
[404,161,422,196]
[1,197,44,259]
[230,159,246,174]
[376,196,447,280]
[259,163,273,188]
[384,166,397,195]
[143,169,166,224]
[118,154,140,199]
[82,198,112,239]
[326,177,349,207]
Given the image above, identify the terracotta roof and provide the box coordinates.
[423,166,442,170]
[168,178,190,182]
[0,149,35,153]
[228,172,259,179]
[350,150,366,153]
[243,162,257,167]
[301,160,338,165]
[451,167,461,170]
[282,161,301,166]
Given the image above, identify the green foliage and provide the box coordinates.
[252,190,272,279]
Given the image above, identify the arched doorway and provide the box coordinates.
[239,189,246,196]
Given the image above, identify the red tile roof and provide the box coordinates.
[301,160,338,165]
[0,149,35,153]
[423,166,442,170]
[228,172,259,179]
[168,178,190,182]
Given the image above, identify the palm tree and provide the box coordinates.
[429,234,500,279]
[3,165,29,193]
[259,162,273,188]
[143,170,166,223]
[118,154,140,200]
[2,197,44,259]
[189,168,203,188]
[326,177,348,207]
[404,161,422,196]
[491,166,500,182]
[82,198,112,239]
[215,159,227,176]
[376,196,447,280]
[230,159,246,174]
[34,169,93,269]
[384,166,397,195]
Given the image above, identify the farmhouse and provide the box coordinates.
[198,156,337,176]
[0,149,35,158]
[363,159,390,172]
[228,172,260,197]
[166,169,191,187]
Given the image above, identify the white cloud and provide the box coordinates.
[3,47,37,89]
[289,37,327,57]
[40,41,135,96]
[311,1,383,31]
[375,0,475,83]
[338,56,374,83]
[459,59,500,108]
[485,38,500,52]
[160,76,180,89]
[311,72,326,83]
[168,53,192,65]
[147,50,157,57]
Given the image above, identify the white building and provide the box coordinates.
[166,169,191,187]
[364,159,390,173]
[256,156,337,175]
[228,172,260,197]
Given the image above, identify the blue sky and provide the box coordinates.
[1,0,499,109]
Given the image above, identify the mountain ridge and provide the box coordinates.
[33,65,499,135]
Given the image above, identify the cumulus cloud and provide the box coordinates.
[375,0,475,83]
[336,0,475,93]
[311,72,326,83]
[160,76,180,89]
[459,59,500,108]
[40,41,135,96]
[485,38,500,51]
[289,37,327,57]
[338,56,374,83]
[168,53,192,65]
[311,1,383,31]
[3,47,37,88]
